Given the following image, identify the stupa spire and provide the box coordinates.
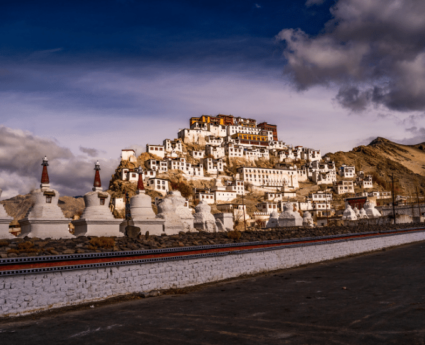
[93,161,102,191]
[40,156,50,188]
[137,166,145,193]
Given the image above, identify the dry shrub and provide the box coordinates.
[89,237,115,249]
[17,241,34,250]
[227,230,241,240]
[7,249,19,254]
[0,241,9,247]
[15,241,39,253]
[170,181,193,198]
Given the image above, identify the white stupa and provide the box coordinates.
[194,200,217,232]
[156,194,184,235]
[127,166,165,236]
[341,205,357,221]
[169,191,194,231]
[364,201,382,218]
[72,161,122,237]
[278,202,303,227]
[302,211,314,227]
[19,156,73,239]
[358,208,368,219]
[353,207,360,217]
[0,188,13,239]
[266,210,279,228]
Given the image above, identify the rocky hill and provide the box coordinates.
[0,194,85,224]
[324,137,425,196]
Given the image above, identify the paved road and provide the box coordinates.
[2,241,425,345]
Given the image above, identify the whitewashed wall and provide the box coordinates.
[1,231,424,318]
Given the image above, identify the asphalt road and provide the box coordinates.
[2,241,425,345]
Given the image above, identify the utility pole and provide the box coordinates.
[416,186,422,222]
[391,174,396,225]
[326,192,329,227]
[242,192,247,231]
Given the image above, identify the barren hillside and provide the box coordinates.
[324,137,425,196]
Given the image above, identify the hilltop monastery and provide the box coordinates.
[118,114,386,224]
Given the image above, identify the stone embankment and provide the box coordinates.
[0,223,422,258]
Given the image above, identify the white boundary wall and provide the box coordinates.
[1,231,425,318]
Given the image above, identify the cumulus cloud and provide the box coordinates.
[277,0,425,113]
[0,126,117,199]
[398,127,425,145]
[79,146,100,157]
[305,0,326,7]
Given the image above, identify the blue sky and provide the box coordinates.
[1,0,424,198]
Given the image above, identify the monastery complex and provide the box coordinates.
[115,114,393,228]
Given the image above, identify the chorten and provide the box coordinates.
[302,211,314,227]
[278,202,303,227]
[194,200,217,232]
[364,201,381,218]
[127,166,165,236]
[358,208,368,219]
[72,161,123,237]
[19,156,73,239]
[353,207,360,217]
[266,210,279,228]
[342,204,357,221]
[0,188,13,239]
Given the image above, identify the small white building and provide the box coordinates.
[310,191,333,201]
[145,159,168,173]
[216,204,250,221]
[194,189,215,204]
[265,192,283,201]
[205,136,224,147]
[146,145,165,159]
[192,151,205,160]
[312,171,337,185]
[225,143,244,158]
[340,165,356,178]
[205,145,225,159]
[163,139,183,153]
[121,168,156,182]
[237,166,299,189]
[257,201,279,214]
[192,163,204,177]
[167,157,192,175]
[225,180,245,195]
[147,178,169,194]
[204,158,225,174]
[334,181,355,195]
[301,148,321,162]
[312,201,332,217]
[359,175,373,189]
[121,149,137,162]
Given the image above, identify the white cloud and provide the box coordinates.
[0,126,118,200]
[305,0,325,7]
[278,0,425,112]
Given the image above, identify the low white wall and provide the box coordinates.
[1,230,425,318]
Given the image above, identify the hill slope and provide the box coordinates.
[324,137,425,195]
[0,194,85,224]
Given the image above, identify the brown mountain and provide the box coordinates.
[324,137,425,196]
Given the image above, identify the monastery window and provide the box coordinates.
[46,196,52,204]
